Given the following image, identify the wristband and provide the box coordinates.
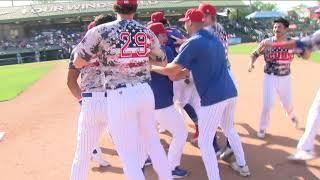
[295,40,305,50]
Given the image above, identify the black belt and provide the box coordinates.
[81,92,108,97]
[106,80,150,90]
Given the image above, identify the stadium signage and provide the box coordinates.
[20,1,182,15]
[21,2,114,14]
[0,12,9,16]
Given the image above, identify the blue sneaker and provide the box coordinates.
[144,157,152,166]
[172,166,189,178]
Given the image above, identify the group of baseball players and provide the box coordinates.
[66,0,320,180]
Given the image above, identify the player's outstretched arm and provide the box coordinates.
[169,69,189,81]
[301,30,320,51]
[269,31,320,54]
[151,62,183,77]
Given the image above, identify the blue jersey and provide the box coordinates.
[166,26,185,57]
[174,29,237,106]
[150,46,175,109]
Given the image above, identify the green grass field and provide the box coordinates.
[229,43,320,62]
[0,61,57,101]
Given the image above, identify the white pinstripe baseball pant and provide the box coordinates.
[259,74,296,130]
[297,88,320,151]
[106,83,172,180]
[70,92,108,180]
[155,105,188,170]
[198,97,246,180]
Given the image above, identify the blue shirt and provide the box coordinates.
[150,46,175,109]
[174,29,237,106]
[166,26,185,57]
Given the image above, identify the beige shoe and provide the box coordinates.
[220,147,234,160]
[91,153,110,167]
[257,129,266,139]
[231,162,251,177]
[291,117,299,129]
[288,150,315,161]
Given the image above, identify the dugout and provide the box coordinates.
[0,0,246,65]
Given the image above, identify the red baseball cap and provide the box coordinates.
[150,11,165,23]
[115,0,138,5]
[179,8,204,22]
[148,22,166,35]
[198,3,217,16]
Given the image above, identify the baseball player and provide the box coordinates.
[148,11,200,134]
[69,14,120,179]
[67,14,117,168]
[198,2,234,160]
[151,9,250,179]
[265,9,320,161]
[146,22,188,177]
[73,1,172,180]
[16,52,23,64]
[249,18,299,139]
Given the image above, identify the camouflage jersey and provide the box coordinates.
[69,52,104,92]
[262,37,294,76]
[205,23,230,68]
[301,29,320,51]
[74,19,165,90]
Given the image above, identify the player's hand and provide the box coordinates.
[170,35,186,45]
[168,75,177,81]
[248,63,254,72]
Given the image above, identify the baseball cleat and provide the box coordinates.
[158,128,166,133]
[144,157,152,166]
[288,150,315,161]
[231,162,251,177]
[216,149,223,158]
[291,117,299,129]
[257,129,266,139]
[190,139,198,147]
[172,166,189,178]
[220,147,234,161]
[91,154,110,167]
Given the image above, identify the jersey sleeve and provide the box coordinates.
[74,28,102,62]
[250,39,264,58]
[301,30,320,51]
[173,40,196,70]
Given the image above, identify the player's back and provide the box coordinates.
[179,29,237,106]
[88,19,158,89]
